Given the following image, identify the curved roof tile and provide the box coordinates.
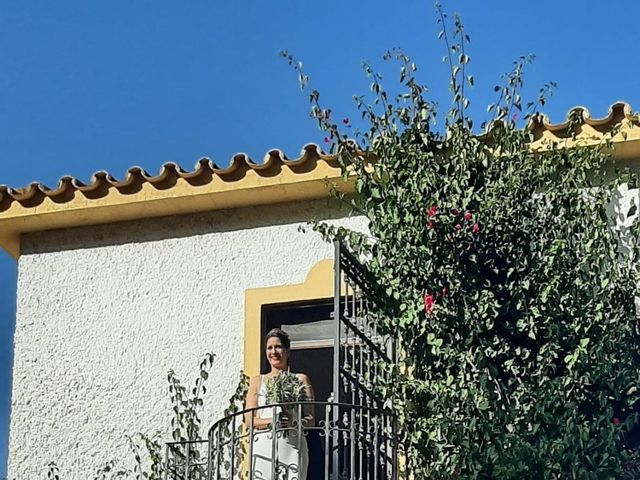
[0,103,639,214]
[0,143,338,212]
[528,101,634,132]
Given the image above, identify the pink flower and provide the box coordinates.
[324,136,330,144]
[428,205,437,217]
[441,286,448,297]
[454,223,462,230]
[424,293,434,315]
[463,211,472,221]
[613,417,621,425]
[426,220,434,230]
[472,223,480,234]
[342,117,350,125]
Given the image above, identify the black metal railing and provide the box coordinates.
[165,439,208,480]
[165,401,409,480]
[333,242,397,412]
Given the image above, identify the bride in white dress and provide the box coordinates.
[245,329,314,480]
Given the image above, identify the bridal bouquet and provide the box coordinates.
[265,371,307,405]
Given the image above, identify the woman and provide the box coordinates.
[245,328,314,480]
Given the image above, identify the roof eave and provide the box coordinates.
[2,104,639,260]
[0,159,353,259]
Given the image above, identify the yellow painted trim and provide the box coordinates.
[244,259,334,378]
[529,122,640,161]
[0,163,353,258]
[0,233,19,259]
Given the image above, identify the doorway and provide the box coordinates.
[261,298,334,403]
[261,299,334,480]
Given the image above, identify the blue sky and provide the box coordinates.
[0,1,638,476]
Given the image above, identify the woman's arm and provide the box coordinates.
[245,375,273,430]
[297,373,315,427]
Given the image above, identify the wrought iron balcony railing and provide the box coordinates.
[165,401,409,480]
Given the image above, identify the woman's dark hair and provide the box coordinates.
[265,328,291,350]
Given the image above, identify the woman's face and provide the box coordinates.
[266,336,289,370]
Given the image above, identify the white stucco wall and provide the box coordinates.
[8,199,366,479]
[10,181,639,479]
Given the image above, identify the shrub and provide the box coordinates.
[286,4,640,478]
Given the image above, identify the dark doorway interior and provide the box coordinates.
[261,299,334,402]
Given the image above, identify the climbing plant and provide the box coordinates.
[285,4,640,479]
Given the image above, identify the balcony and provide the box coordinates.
[165,401,409,480]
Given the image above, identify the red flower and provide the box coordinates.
[463,211,472,221]
[424,293,434,315]
[472,223,480,234]
[324,136,330,144]
[426,220,434,229]
[454,223,462,230]
[613,417,621,425]
[428,205,437,217]
[342,117,350,125]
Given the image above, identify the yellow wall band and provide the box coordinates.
[244,259,334,378]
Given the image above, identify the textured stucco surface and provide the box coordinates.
[8,199,366,479]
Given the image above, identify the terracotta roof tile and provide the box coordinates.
[0,143,337,213]
[0,102,639,258]
[529,101,634,133]
[0,103,638,215]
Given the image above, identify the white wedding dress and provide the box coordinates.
[251,375,308,480]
